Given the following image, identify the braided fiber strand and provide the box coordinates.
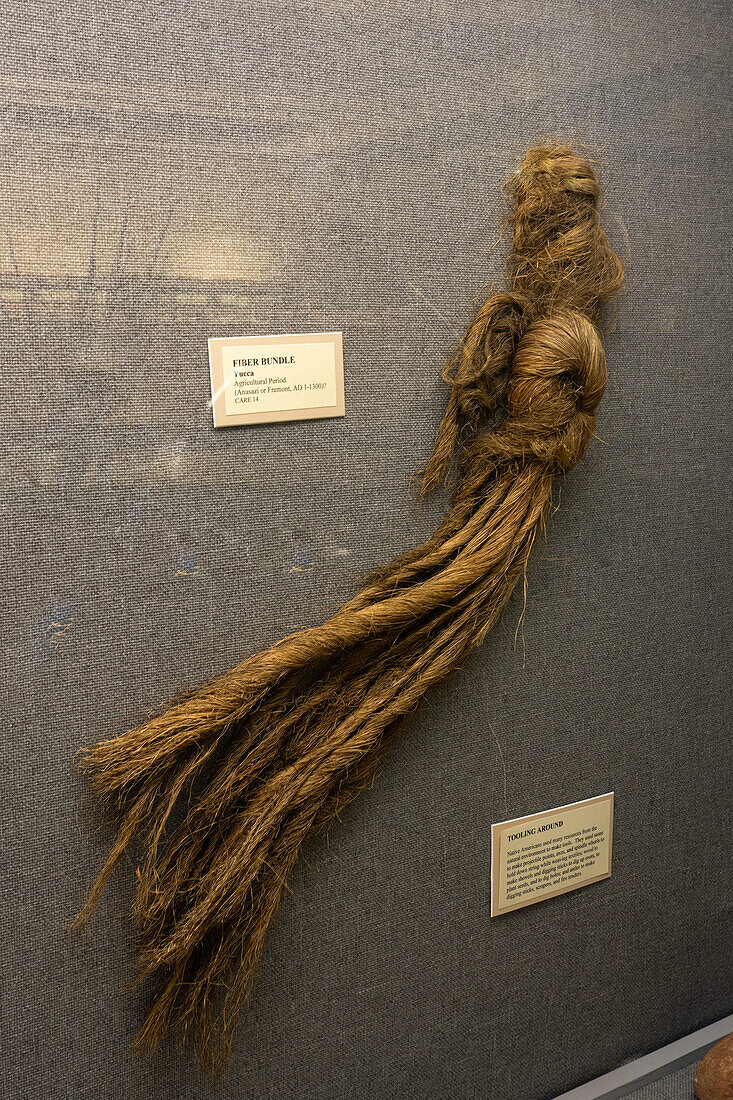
[74,142,624,1071]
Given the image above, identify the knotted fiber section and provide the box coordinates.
[74,142,624,1071]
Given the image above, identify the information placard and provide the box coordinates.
[491,792,614,917]
[208,331,345,427]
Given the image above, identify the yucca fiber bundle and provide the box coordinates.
[75,142,624,1071]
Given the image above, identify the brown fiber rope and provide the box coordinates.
[74,142,624,1071]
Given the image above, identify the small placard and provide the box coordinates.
[491,792,614,917]
[208,331,345,427]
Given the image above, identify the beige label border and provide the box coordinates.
[208,331,345,427]
[490,791,614,917]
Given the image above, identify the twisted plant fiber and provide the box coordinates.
[75,142,624,1071]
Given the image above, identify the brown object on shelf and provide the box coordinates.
[73,141,624,1072]
[695,1033,733,1100]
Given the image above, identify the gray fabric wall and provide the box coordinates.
[1,2,731,1098]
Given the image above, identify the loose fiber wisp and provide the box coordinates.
[74,142,624,1071]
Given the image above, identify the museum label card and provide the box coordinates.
[490,792,614,917]
[208,331,345,427]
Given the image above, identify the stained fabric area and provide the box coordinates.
[1,2,731,1099]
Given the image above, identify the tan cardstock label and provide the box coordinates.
[491,792,613,917]
[208,331,345,427]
